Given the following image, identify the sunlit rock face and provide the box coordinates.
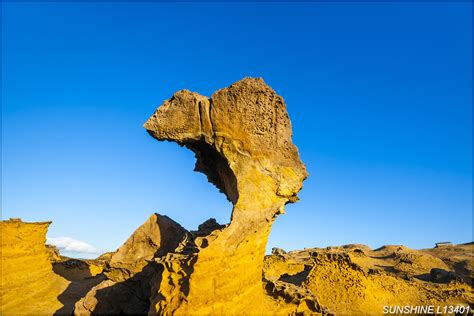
[144,77,308,314]
[0,219,69,315]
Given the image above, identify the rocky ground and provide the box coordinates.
[2,218,472,315]
[264,243,473,314]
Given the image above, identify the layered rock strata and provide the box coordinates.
[0,219,69,314]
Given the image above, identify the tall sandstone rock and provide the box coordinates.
[144,77,309,314]
[0,219,69,314]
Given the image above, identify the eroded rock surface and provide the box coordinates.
[0,219,69,315]
[105,213,189,282]
[74,213,189,314]
[422,242,474,285]
[263,244,474,314]
[144,77,311,314]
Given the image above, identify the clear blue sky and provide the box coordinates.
[2,2,472,258]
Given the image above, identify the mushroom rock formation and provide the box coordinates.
[144,77,308,314]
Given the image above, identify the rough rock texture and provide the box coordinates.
[0,219,69,314]
[422,242,473,285]
[53,258,104,282]
[263,244,474,314]
[144,77,311,314]
[46,244,62,262]
[74,213,189,314]
[263,279,330,314]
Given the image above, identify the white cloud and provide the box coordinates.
[47,236,99,254]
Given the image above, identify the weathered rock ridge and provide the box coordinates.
[144,77,310,314]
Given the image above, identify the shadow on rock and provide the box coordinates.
[53,260,106,315]
[415,268,459,284]
[279,265,311,286]
[72,213,189,314]
[85,263,163,315]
